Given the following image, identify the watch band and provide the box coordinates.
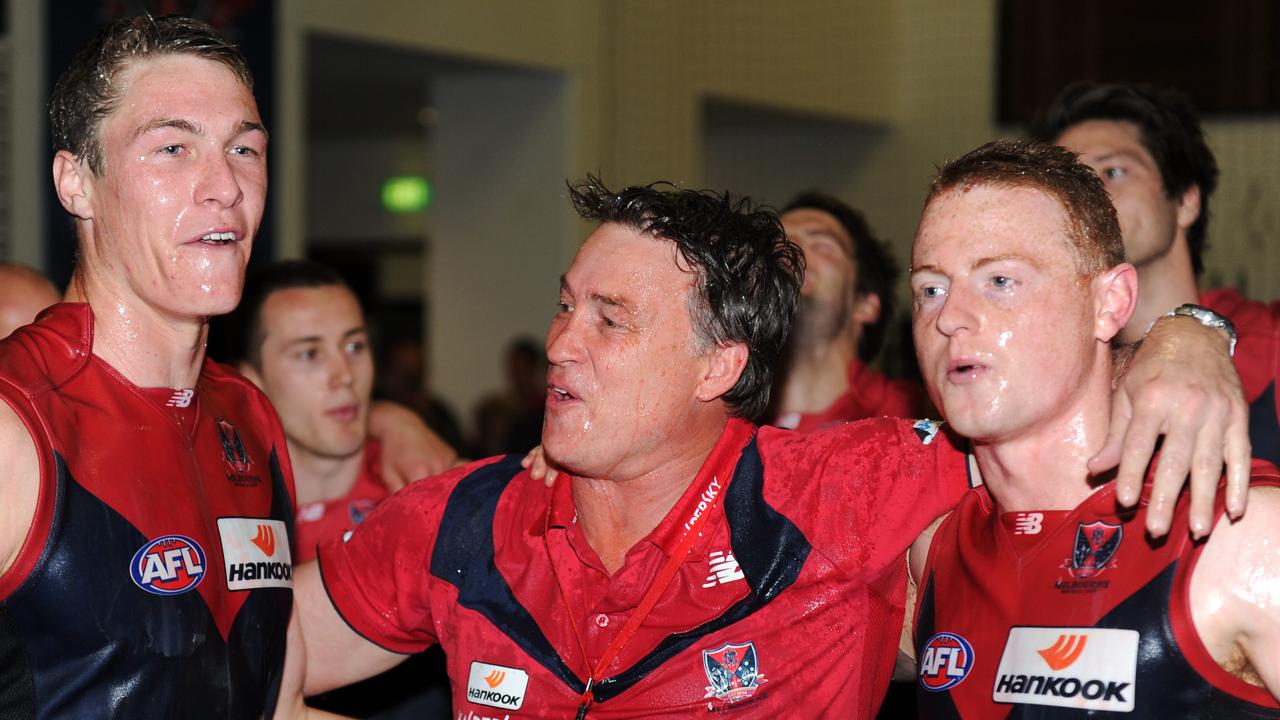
[1164,303,1237,357]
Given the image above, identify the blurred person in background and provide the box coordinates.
[1039,82,1280,467]
[771,192,924,429]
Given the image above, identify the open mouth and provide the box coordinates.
[198,231,238,246]
[548,384,577,401]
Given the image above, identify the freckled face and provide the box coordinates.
[543,223,713,479]
[82,54,267,320]
[910,185,1098,443]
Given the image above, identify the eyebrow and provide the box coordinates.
[282,327,365,347]
[559,276,636,314]
[131,117,269,143]
[910,253,1043,277]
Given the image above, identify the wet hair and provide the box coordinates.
[49,14,254,174]
[782,191,898,361]
[1034,82,1218,276]
[567,176,804,420]
[927,140,1125,276]
[227,260,353,367]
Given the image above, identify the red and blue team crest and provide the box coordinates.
[702,641,764,702]
[130,535,206,595]
[918,632,974,692]
[216,419,253,474]
[1069,521,1123,579]
[348,499,378,525]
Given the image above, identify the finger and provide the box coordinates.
[544,467,560,488]
[1146,418,1198,538]
[1088,390,1132,480]
[1223,402,1252,520]
[1184,419,1226,539]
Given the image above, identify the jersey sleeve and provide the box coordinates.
[315,464,475,655]
[757,417,969,578]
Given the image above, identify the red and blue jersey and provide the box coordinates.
[294,439,388,564]
[0,304,296,719]
[319,416,968,718]
[914,460,1280,718]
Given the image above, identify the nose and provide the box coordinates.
[935,285,977,337]
[195,150,243,208]
[326,350,355,389]
[546,311,582,367]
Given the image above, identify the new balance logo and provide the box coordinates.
[1038,634,1086,671]
[702,550,745,588]
[251,524,276,557]
[1014,512,1043,535]
[166,388,194,408]
[484,670,505,689]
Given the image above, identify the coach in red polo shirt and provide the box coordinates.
[290,178,1249,718]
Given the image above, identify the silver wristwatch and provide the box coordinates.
[1165,303,1237,357]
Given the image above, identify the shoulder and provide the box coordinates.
[1192,466,1280,605]
[0,393,40,577]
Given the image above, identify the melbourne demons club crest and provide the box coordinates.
[1066,521,1122,579]
[216,419,254,474]
[702,641,766,702]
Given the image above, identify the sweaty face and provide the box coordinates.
[253,285,372,461]
[82,54,267,319]
[910,185,1100,443]
[543,223,714,479]
[1055,119,1179,268]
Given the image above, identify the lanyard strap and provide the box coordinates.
[545,423,748,718]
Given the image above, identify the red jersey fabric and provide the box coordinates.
[318,416,969,717]
[914,460,1280,718]
[772,359,925,432]
[294,439,389,563]
[1201,288,1280,466]
[0,304,297,718]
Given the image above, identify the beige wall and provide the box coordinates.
[273,0,1280,425]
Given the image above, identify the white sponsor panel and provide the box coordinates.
[466,661,529,711]
[992,626,1137,712]
[216,517,293,591]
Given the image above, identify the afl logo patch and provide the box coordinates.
[130,535,206,595]
[919,632,974,692]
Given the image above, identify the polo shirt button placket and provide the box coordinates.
[594,613,609,628]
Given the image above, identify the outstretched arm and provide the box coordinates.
[1093,314,1249,538]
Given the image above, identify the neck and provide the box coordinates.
[69,269,208,388]
[778,324,859,415]
[1120,237,1200,344]
[971,360,1115,512]
[288,441,366,507]
[571,418,728,574]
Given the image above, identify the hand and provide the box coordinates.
[367,401,458,491]
[521,445,560,487]
[1089,315,1250,538]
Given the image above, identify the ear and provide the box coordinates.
[238,361,265,390]
[852,291,882,326]
[1175,184,1201,231]
[52,150,94,220]
[1092,263,1139,343]
[695,341,749,404]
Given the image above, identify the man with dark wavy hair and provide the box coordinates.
[1038,82,1280,468]
[293,176,1251,718]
